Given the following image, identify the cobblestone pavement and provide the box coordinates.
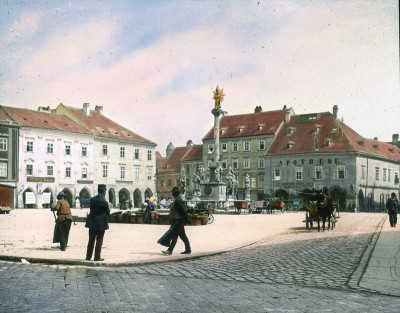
[1,214,400,312]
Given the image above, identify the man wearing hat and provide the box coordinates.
[52,191,72,251]
[85,184,110,261]
[157,186,191,255]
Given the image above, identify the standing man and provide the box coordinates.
[85,184,110,261]
[52,192,72,251]
[386,192,399,228]
[157,187,191,255]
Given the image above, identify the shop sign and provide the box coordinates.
[27,177,55,183]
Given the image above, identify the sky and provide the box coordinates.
[1,0,399,156]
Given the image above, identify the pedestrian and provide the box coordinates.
[51,192,72,251]
[143,197,152,224]
[157,186,191,255]
[386,192,399,227]
[85,184,110,261]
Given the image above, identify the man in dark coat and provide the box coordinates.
[386,192,399,227]
[85,184,110,261]
[157,186,191,255]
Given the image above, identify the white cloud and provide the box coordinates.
[4,10,42,43]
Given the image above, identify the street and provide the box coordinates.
[0,211,399,312]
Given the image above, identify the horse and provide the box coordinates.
[317,194,334,231]
[310,191,334,231]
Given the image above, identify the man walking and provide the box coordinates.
[157,186,191,255]
[85,184,110,261]
[386,192,399,228]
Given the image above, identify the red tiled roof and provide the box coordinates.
[158,146,191,172]
[182,144,203,162]
[267,112,400,161]
[0,105,91,134]
[64,106,155,145]
[202,109,286,140]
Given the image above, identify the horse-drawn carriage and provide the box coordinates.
[304,200,337,231]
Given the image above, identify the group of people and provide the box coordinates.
[51,184,191,261]
[52,184,110,261]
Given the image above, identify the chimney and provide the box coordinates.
[83,103,90,116]
[392,134,399,143]
[186,140,193,147]
[285,108,291,122]
[95,105,103,114]
[333,105,338,119]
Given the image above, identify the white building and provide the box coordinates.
[55,103,157,208]
[1,105,94,208]
[1,103,157,209]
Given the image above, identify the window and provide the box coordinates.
[82,168,87,179]
[273,168,281,180]
[120,166,125,179]
[295,167,303,180]
[361,165,366,179]
[27,140,33,152]
[134,148,139,159]
[221,143,227,152]
[258,157,265,169]
[66,167,71,178]
[222,160,227,169]
[168,178,172,187]
[244,141,250,151]
[103,165,108,178]
[102,144,108,156]
[147,150,152,161]
[134,167,140,180]
[47,142,53,154]
[120,147,125,158]
[375,167,380,181]
[0,138,7,151]
[315,166,324,180]
[160,178,164,187]
[65,143,71,155]
[335,165,347,179]
[232,158,238,169]
[47,166,53,176]
[258,140,265,150]
[395,172,399,184]
[383,168,387,181]
[0,163,7,177]
[243,158,250,169]
[147,168,152,180]
[232,142,238,152]
[208,144,214,154]
[388,169,391,182]
[82,145,87,157]
[26,164,33,176]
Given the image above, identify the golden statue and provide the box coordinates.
[213,85,225,109]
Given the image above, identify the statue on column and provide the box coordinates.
[213,85,225,110]
[214,162,222,182]
[192,172,201,197]
[180,168,186,196]
[198,164,205,183]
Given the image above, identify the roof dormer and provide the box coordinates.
[236,126,244,133]
[286,141,294,149]
[313,125,320,133]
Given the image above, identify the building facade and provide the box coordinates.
[0,108,19,208]
[265,107,400,212]
[202,107,293,200]
[1,103,157,209]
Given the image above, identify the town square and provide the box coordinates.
[0,0,399,312]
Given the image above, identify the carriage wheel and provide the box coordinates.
[208,214,214,224]
[286,204,292,212]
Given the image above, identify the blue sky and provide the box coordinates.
[1,0,399,155]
